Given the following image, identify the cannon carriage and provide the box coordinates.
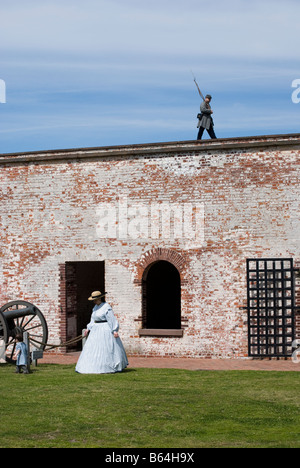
[0,300,48,363]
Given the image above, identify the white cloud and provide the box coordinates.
[0,0,299,59]
[1,0,299,152]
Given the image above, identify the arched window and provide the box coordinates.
[142,260,181,332]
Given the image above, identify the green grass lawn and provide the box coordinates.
[0,364,299,448]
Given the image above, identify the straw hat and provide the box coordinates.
[88,291,107,301]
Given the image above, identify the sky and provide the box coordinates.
[0,0,300,154]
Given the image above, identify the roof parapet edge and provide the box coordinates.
[0,133,300,165]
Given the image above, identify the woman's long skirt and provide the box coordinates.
[75,323,128,374]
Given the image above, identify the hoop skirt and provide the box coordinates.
[75,302,128,374]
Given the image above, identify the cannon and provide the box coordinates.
[0,300,48,363]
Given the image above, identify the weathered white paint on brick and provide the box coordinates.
[0,135,300,358]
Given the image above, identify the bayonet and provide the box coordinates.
[191,71,205,101]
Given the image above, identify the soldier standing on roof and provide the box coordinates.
[197,94,217,140]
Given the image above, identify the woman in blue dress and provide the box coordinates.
[76,291,128,374]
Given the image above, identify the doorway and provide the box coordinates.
[65,261,105,349]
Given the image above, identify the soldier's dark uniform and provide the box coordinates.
[197,94,217,140]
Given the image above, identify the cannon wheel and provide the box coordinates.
[0,300,48,364]
[0,311,8,344]
[0,312,8,361]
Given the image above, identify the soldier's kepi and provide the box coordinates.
[192,74,217,140]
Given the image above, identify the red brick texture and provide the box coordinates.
[1,134,300,358]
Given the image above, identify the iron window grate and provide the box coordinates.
[247,259,295,358]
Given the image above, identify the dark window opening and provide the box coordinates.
[142,260,181,331]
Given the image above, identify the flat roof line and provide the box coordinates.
[0,133,300,165]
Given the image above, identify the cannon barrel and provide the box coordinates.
[2,307,37,321]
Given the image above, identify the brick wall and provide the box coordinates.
[0,134,300,358]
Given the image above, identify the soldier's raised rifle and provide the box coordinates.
[191,71,205,101]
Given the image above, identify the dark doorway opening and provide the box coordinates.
[143,261,181,330]
[65,261,105,350]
